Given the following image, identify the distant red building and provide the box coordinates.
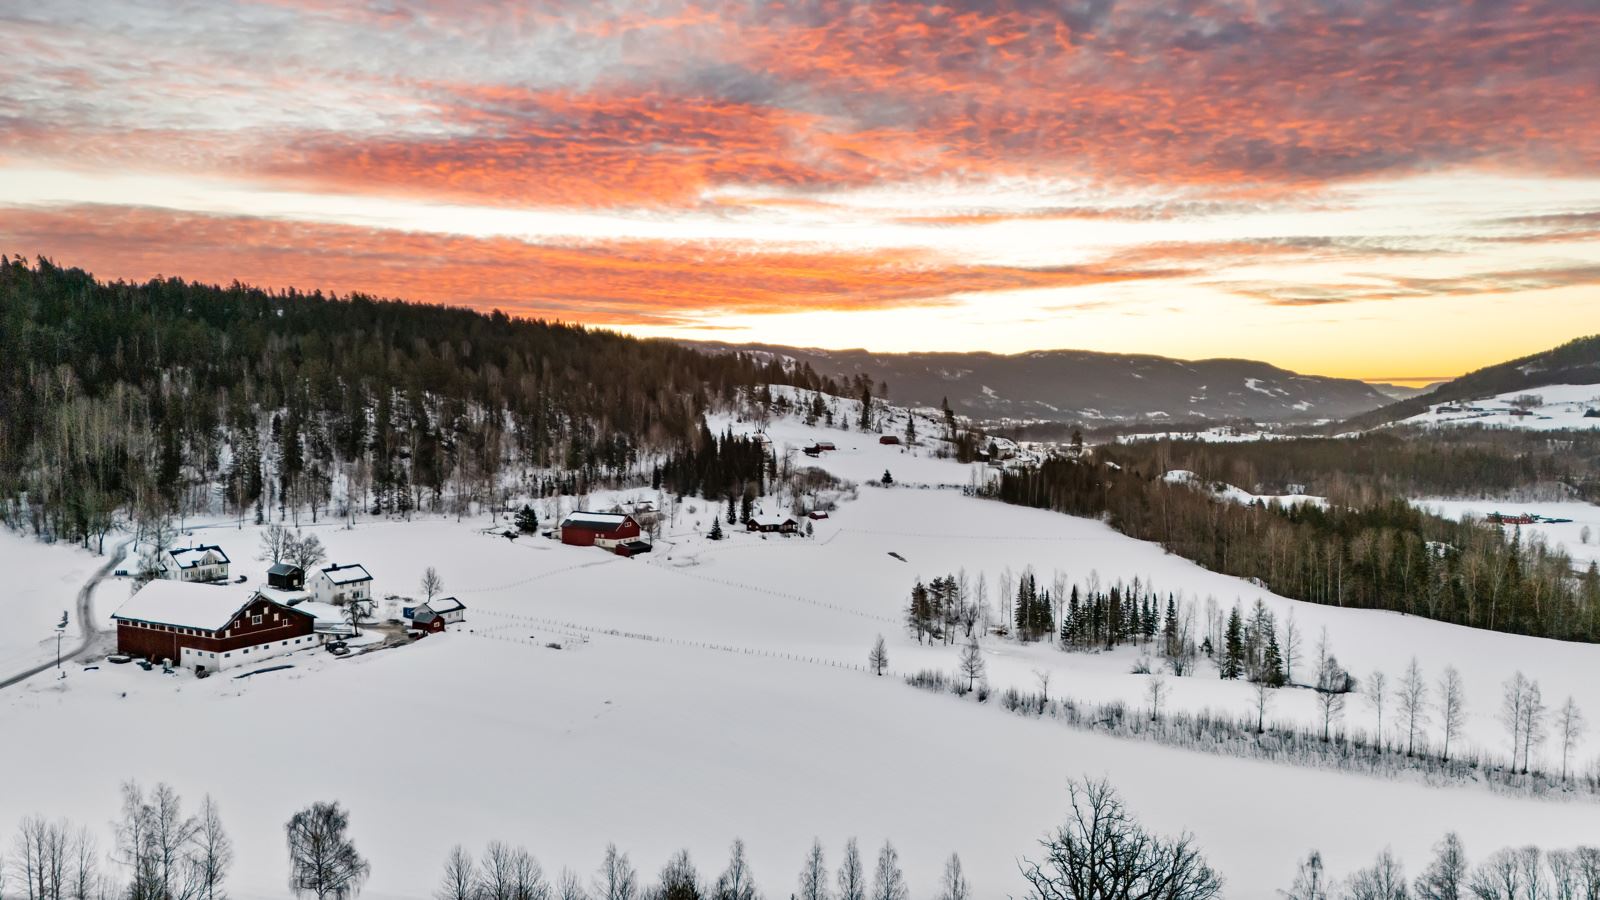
[112,581,318,672]
[879,435,900,445]
[560,512,643,549]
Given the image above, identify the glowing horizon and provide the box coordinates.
[3,1,1599,383]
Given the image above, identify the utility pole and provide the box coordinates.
[55,610,69,678]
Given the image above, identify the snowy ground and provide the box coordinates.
[1401,383,1600,431]
[0,535,110,676]
[1414,498,1600,570]
[1163,469,1328,509]
[4,409,1600,897]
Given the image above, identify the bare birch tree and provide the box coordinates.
[1398,658,1429,757]
[1437,667,1467,763]
[1558,696,1587,782]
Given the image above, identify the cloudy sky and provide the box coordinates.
[3,0,1599,382]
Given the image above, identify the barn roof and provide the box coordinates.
[167,545,230,568]
[751,514,796,527]
[423,596,466,614]
[562,511,632,530]
[267,563,302,578]
[320,563,372,585]
[112,582,280,631]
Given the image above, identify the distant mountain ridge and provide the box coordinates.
[682,342,1397,424]
[1345,335,1600,430]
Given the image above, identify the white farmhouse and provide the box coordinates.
[162,545,231,583]
[314,563,373,606]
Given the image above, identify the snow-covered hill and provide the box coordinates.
[686,341,1396,424]
[4,402,1600,898]
[1400,384,1600,431]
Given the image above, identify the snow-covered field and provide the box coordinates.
[1163,469,1328,509]
[0,536,109,677]
[1414,498,1600,570]
[4,410,1600,897]
[1402,383,1600,430]
[1115,426,1300,444]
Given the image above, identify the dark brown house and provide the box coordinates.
[267,562,305,590]
[112,581,319,673]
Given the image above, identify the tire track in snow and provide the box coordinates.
[644,564,899,625]
[469,609,874,675]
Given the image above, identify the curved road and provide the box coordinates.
[0,537,132,691]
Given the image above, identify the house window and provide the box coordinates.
[251,615,263,626]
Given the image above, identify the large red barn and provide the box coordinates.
[112,581,320,673]
[559,512,642,549]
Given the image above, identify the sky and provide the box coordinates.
[2,1,1599,383]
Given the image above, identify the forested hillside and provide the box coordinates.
[1114,430,1600,501]
[996,446,1600,642]
[0,257,837,545]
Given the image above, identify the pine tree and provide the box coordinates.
[881,469,893,485]
[515,504,539,534]
[1222,605,1245,680]
[709,519,724,541]
[1262,629,1286,687]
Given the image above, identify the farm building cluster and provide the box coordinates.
[111,545,468,674]
[1485,511,1576,526]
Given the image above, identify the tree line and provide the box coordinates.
[995,455,1600,642]
[897,567,1593,789]
[2,777,1230,900]
[0,257,840,546]
[1285,831,1600,900]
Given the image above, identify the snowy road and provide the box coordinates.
[0,536,129,691]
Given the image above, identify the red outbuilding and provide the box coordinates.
[879,435,901,445]
[560,512,643,549]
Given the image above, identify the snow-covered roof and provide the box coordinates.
[255,586,310,605]
[320,563,372,585]
[295,601,359,635]
[750,514,796,527]
[424,596,466,614]
[112,582,251,631]
[562,511,631,529]
[167,545,230,568]
[267,563,302,578]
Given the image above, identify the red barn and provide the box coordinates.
[112,581,319,673]
[560,512,642,549]
[879,435,901,445]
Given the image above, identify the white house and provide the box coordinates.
[162,545,231,583]
[406,597,466,632]
[314,563,373,606]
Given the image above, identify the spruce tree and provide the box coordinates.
[515,504,539,534]
[1262,629,1286,687]
[709,519,724,541]
[1222,605,1245,680]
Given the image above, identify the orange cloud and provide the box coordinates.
[0,205,1185,324]
[7,1,1594,209]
